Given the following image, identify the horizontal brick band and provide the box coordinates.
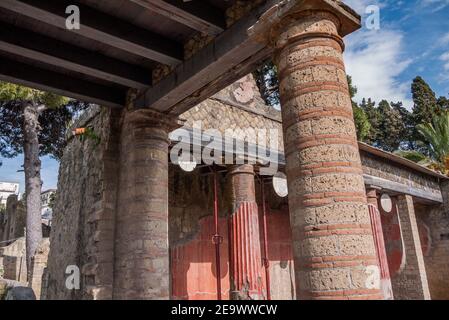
[278,32,345,52]
[279,39,343,57]
[306,289,382,298]
[278,58,346,80]
[296,166,363,177]
[301,228,373,239]
[283,110,354,130]
[300,259,378,269]
[299,196,368,207]
[303,223,372,232]
[285,138,358,156]
[280,82,349,104]
[299,161,362,170]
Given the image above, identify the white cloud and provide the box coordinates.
[344,28,413,108]
[421,0,449,11]
[342,1,413,108]
[442,32,449,44]
[440,52,449,71]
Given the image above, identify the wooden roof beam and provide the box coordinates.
[129,0,225,36]
[0,22,152,89]
[0,55,126,108]
[0,0,183,65]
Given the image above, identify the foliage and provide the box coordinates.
[48,192,56,211]
[396,111,449,175]
[76,127,101,146]
[410,76,442,153]
[0,83,89,161]
[375,100,406,152]
[252,60,280,107]
[347,76,371,141]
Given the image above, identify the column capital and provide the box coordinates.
[248,0,361,48]
[124,108,183,132]
[228,164,256,177]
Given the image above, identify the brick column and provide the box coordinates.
[394,195,431,300]
[113,109,179,300]
[272,11,382,299]
[366,187,393,300]
[228,164,265,300]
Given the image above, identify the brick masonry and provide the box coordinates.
[272,10,382,299]
[44,78,449,300]
[415,184,449,300]
[46,106,121,300]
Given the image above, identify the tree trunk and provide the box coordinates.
[22,102,43,279]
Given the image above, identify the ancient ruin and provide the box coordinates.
[0,0,448,300]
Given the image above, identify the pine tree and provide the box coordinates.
[376,100,405,152]
[411,76,441,151]
[360,98,379,144]
[347,76,371,141]
[391,101,413,150]
[0,82,87,274]
[252,60,280,107]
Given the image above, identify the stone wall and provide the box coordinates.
[0,195,26,244]
[29,239,50,300]
[46,106,121,300]
[390,195,431,300]
[361,151,442,199]
[0,237,26,282]
[416,202,449,300]
[46,76,449,300]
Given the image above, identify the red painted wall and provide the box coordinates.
[171,204,295,300]
[171,216,230,300]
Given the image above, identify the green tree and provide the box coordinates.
[396,111,449,175]
[347,76,371,141]
[376,100,405,152]
[437,96,449,110]
[253,60,280,107]
[391,101,413,150]
[411,76,441,151]
[360,98,379,144]
[0,82,86,273]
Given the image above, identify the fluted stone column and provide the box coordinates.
[113,109,179,300]
[228,164,265,300]
[272,10,383,299]
[366,187,393,300]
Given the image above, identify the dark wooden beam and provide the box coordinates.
[0,56,126,108]
[134,1,276,114]
[0,22,151,89]
[0,0,183,65]
[130,0,225,35]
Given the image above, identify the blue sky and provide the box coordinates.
[344,0,449,106]
[1,0,449,192]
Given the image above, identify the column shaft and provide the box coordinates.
[366,188,393,300]
[228,165,265,300]
[113,109,178,300]
[273,10,383,299]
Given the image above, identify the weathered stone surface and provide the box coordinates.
[273,10,382,300]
